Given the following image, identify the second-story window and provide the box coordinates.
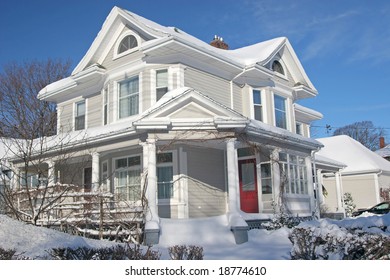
[119,76,139,119]
[156,69,168,101]
[75,100,85,130]
[274,95,287,129]
[252,90,263,121]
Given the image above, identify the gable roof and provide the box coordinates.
[70,6,316,92]
[316,135,390,175]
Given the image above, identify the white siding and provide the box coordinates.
[185,145,227,218]
[184,67,231,108]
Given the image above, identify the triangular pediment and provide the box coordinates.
[72,7,167,75]
[134,88,249,131]
[266,40,317,94]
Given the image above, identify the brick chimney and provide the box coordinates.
[210,35,229,50]
[380,136,385,148]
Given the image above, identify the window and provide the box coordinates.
[75,101,85,130]
[103,88,108,125]
[272,60,285,75]
[114,156,141,201]
[279,153,308,195]
[156,69,168,101]
[252,90,263,121]
[118,35,138,54]
[274,95,287,129]
[157,152,173,199]
[119,76,139,119]
[260,163,272,194]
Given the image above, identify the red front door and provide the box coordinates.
[238,159,259,213]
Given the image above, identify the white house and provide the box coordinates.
[5,7,324,244]
[316,135,390,216]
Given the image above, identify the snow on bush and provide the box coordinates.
[289,214,390,260]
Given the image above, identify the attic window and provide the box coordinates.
[118,35,138,54]
[272,60,285,75]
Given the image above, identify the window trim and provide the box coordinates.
[113,31,141,60]
[74,99,86,131]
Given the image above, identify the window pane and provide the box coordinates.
[156,69,168,87]
[254,105,262,121]
[118,35,138,54]
[116,158,127,169]
[253,90,261,105]
[157,166,173,199]
[275,110,287,129]
[241,162,256,192]
[261,163,271,178]
[128,156,141,167]
[76,102,85,116]
[274,95,286,111]
[157,153,173,163]
[262,179,272,194]
[237,147,255,158]
[157,87,168,101]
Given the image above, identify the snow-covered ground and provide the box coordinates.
[0,212,389,260]
[0,214,292,260]
[2,213,390,280]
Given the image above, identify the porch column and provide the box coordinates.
[91,152,100,192]
[226,138,240,215]
[143,137,160,245]
[46,159,55,186]
[306,156,317,216]
[226,138,248,244]
[271,149,281,212]
[316,169,324,205]
[335,171,345,214]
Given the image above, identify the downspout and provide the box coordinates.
[311,147,321,219]
[230,68,247,109]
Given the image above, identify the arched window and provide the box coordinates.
[272,60,285,75]
[118,35,138,54]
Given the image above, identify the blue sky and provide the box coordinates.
[1,0,389,139]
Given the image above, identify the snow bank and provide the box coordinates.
[0,215,116,259]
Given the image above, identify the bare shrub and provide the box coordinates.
[168,245,204,260]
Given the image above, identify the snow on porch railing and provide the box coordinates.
[8,183,146,243]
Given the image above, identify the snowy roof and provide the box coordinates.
[316,135,390,174]
[67,6,316,92]
[314,154,346,170]
[376,144,390,158]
